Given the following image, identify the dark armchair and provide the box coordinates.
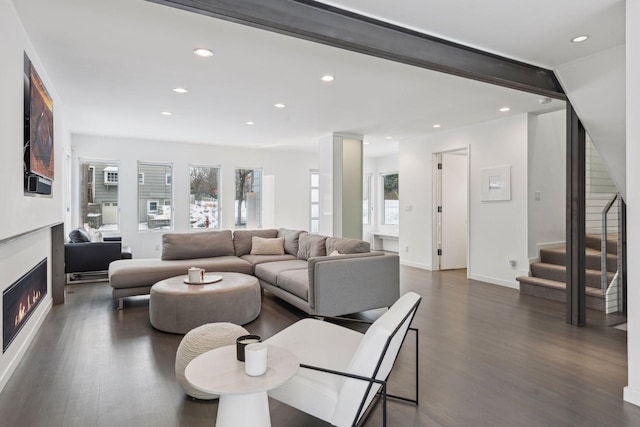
[65,227,132,283]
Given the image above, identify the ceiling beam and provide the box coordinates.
[147,0,566,99]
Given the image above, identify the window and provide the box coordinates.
[138,162,173,230]
[363,173,372,225]
[310,170,319,233]
[235,168,262,228]
[190,165,221,229]
[79,160,119,231]
[382,173,399,225]
[103,166,118,185]
[147,200,158,213]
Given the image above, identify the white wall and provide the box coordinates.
[400,115,529,287]
[527,110,566,258]
[0,0,69,391]
[71,134,317,258]
[555,46,626,198]
[0,0,69,241]
[624,0,640,408]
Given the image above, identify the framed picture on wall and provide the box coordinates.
[23,52,54,195]
[480,165,511,201]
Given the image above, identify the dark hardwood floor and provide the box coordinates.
[1,267,639,427]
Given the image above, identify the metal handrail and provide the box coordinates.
[601,193,620,293]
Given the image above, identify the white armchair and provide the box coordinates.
[265,291,421,427]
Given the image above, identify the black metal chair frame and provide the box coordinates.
[300,298,421,427]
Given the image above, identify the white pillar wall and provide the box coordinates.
[624,0,640,407]
[318,134,363,239]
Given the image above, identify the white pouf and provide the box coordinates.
[175,322,249,399]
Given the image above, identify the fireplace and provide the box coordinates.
[3,259,47,353]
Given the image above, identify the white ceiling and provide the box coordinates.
[321,0,625,68]
[12,0,622,158]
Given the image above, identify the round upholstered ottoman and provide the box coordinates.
[175,322,249,399]
[149,272,261,334]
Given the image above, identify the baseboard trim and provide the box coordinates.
[624,386,640,408]
[0,298,53,392]
[400,260,432,270]
[468,273,520,290]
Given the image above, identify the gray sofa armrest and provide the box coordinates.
[307,252,400,317]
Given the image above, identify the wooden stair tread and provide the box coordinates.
[516,276,605,297]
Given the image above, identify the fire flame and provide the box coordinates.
[14,290,41,327]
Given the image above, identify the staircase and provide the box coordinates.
[516,234,618,311]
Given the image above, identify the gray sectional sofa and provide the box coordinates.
[109,228,400,316]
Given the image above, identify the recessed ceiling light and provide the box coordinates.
[363,141,370,145]
[193,48,214,57]
[385,136,393,140]
[160,111,172,116]
[245,121,255,125]
[432,124,441,128]
[274,103,286,109]
[499,107,511,112]
[321,75,335,82]
[571,35,589,43]
[172,87,188,94]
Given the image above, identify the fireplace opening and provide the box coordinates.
[3,259,47,353]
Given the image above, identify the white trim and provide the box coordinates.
[468,273,520,290]
[400,259,432,270]
[624,386,640,407]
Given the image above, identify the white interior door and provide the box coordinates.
[440,152,468,270]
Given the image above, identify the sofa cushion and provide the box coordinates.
[69,227,91,243]
[297,234,327,260]
[278,229,305,256]
[233,229,278,256]
[162,230,235,260]
[277,269,309,302]
[254,260,308,284]
[251,236,285,255]
[240,254,297,270]
[326,237,370,255]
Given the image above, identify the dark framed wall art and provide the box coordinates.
[23,52,54,195]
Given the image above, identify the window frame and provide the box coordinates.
[381,172,399,226]
[310,169,320,233]
[363,172,372,225]
[138,161,174,231]
[78,159,120,232]
[234,167,263,229]
[189,164,222,230]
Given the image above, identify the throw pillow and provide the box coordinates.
[68,227,91,243]
[162,230,235,260]
[250,237,285,255]
[329,249,342,256]
[297,233,327,260]
[233,229,278,256]
[277,228,305,256]
[326,237,370,255]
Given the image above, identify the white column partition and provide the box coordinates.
[318,134,363,239]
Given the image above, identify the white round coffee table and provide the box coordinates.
[185,344,299,427]
[149,272,261,333]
